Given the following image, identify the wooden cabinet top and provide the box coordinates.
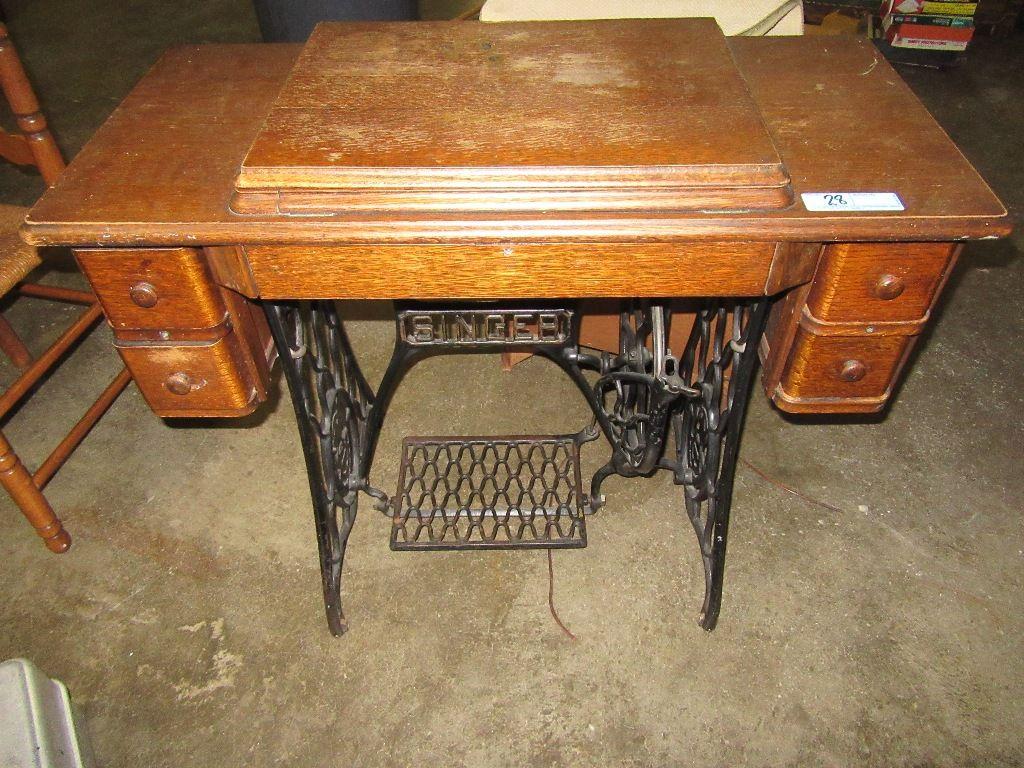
[23,29,1009,246]
[232,20,792,216]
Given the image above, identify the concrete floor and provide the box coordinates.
[0,2,1022,766]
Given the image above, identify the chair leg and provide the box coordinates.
[0,314,32,369]
[0,430,70,552]
[33,366,132,490]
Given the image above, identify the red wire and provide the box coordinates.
[740,457,844,514]
[547,549,578,641]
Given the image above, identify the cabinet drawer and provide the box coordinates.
[805,243,957,324]
[76,248,227,331]
[243,242,778,299]
[115,331,258,417]
[774,329,912,412]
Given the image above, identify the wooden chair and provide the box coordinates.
[0,22,131,552]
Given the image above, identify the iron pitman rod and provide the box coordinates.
[263,297,770,636]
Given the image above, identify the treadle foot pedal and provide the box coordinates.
[391,435,587,550]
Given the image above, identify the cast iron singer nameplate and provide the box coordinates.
[21,18,1009,637]
[398,308,572,346]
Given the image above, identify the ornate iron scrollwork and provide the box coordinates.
[666,300,770,630]
[264,300,375,636]
[265,296,769,636]
[572,299,769,630]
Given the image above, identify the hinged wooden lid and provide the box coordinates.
[232,19,793,216]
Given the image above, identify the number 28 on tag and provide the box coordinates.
[801,192,905,212]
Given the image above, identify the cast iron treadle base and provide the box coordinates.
[391,435,587,551]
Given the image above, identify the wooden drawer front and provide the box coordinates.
[775,329,912,412]
[805,243,957,325]
[76,248,227,331]
[244,242,778,299]
[115,333,258,417]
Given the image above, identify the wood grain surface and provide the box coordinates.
[764,242,821,296]
[772,328,912,413]
[115,330,260,417]
[762,241,960,413]
[205,245,259,296]
[804,242,958,324]
[759,281,811,398]
[233,20,791,215]
[220,286,272,404]
[243,241,777,299]
[23,38,1008,246]
[76,248,227,331]
[19,33,1009,419]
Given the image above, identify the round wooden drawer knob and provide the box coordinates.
[839,360,867,382]
[165,372,193,396]
[874,274,905,301]
[129,281,159,308]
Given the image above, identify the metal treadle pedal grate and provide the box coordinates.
[391,436,587,550]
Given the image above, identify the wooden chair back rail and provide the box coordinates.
[0,22,65,184]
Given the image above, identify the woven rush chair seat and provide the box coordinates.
[0,204,40,296]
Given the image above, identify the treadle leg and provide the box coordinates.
[320,526,345,637]
[671,299,770,631]
[264,300,375,637]
[589,461,616,510]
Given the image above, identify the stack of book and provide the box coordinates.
[880,0,977,50]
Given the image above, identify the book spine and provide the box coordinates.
[888,13,974,27]
[890,35,971,49]
[920,2,977,17]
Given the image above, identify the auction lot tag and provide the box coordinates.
[801,192,905,212]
